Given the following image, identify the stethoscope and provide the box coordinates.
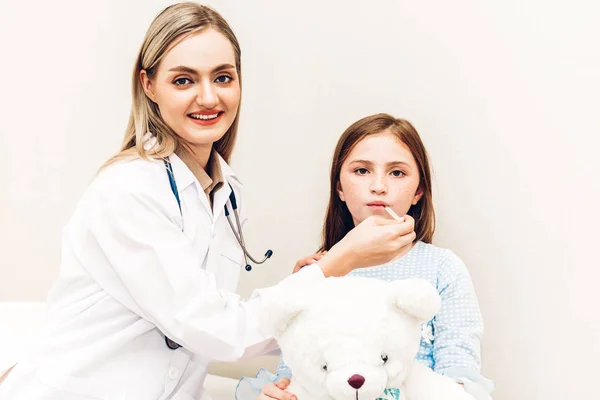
[162,158,273,349]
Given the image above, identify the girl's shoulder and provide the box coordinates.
[413,242,475,289]
[408,241,460,265]
[409,241,471,277]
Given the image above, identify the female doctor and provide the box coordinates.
[0,3,416,399]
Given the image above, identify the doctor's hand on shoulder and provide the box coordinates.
[301,214,415,277]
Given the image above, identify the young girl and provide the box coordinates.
[0,6,417,400]
[238,114,494,400]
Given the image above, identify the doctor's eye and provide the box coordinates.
[321,364,328,371]
[214,74,233,84]
[173,77,193,86]
[381,354,388,364]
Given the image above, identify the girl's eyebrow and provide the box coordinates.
[349,159,374,165]
[167,64,236,75]
[349,159,411,168]
[387,161,411,168]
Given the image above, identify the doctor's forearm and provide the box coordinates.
[317,245,357,277]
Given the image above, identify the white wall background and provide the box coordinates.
[1,0,599,399]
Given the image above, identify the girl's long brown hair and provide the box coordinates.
[319,113,435,251]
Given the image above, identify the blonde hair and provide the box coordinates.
[103,2,242,168]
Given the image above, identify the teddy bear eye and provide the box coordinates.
[322,364,328,371]
[381,354,389,364]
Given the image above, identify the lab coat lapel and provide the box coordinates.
[212,179,231,222]
[169,154,213,218]
[212,154,242,222]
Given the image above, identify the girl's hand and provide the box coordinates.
[293,251,327,274]
[319,215,416,277]
[258,378,297,400]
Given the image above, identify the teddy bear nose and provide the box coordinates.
[347,374,365,389]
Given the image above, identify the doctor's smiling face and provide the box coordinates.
[140,27,241,162]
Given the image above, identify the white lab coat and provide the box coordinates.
[0,153,324,400]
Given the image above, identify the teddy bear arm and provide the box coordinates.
[402,363,475,400]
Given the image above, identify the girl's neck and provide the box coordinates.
[391,241,416,262]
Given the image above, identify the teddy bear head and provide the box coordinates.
[262,276,440,400]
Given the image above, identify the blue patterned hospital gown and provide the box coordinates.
[235,241,494,400]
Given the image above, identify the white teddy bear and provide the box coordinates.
[260,276,475,400]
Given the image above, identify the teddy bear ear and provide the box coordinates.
[259,291,308,339]
[387,278,441,323]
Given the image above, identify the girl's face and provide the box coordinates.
[338,131,423,226]
[141,28,240,159]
